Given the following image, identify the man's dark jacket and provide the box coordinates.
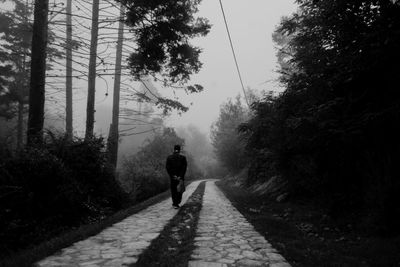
[166,152,187,179]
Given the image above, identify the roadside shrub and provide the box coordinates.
[44,134,128,211]
[122,155,169,202]
[0,147,84,256]
[0,134,129,257]
[1,148,82,221]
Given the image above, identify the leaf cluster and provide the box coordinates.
[118,0,211,84]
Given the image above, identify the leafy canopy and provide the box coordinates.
[118,0,211,85]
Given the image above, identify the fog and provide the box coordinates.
[177,124,216,177]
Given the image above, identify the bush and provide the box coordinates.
[0,148,82,256]
[0,134,129,257]
[1,148,81,221]
[121,154,169,201]
[44,134,128,211]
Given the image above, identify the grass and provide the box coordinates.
[0,189,172,267]
[216,180,400,267]
[133,181,206,267]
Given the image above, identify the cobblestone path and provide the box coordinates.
[36,180,202,267]
[189,181,291,267]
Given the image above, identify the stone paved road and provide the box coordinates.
[36,180,202,267]
[189,181,291,267]
[36,180,291,267]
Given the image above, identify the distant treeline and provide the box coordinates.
[212,0,400,234]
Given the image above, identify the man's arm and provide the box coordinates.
[166,156,172,177]
[181,156,187,179]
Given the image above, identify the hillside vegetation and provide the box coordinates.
[213,0,400,235]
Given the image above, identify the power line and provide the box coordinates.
[218,0,250,108]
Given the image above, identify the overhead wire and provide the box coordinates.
[218,0,250,108]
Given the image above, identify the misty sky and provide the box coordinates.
[165,0,298,132]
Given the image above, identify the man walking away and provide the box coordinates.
[166,145,187,209]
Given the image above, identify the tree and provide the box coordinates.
[27,0,50,145]
[243,0,400,231]
[117,0,210,111]
[85,0,100,140]
[0,0,32,148]
[274,0,400,198]
[0,0,63,148]
[211,96,248,173]
[272,20,296,79]
[107,4,125,169]
[65,0,73,140]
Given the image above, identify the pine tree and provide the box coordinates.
[107,4,125,169]
[65,0,73,140]
[0,0,33,148]
[84,0,100,140]
[27,0,49,145]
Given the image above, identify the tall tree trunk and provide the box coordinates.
[85,0,100,140]
[27,0,49,145]
[17,100,24,150]
[65,0,73,140]
[107,5,125,169]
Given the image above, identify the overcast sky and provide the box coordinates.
[165,0,298,132]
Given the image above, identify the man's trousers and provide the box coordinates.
[170,178,183,206]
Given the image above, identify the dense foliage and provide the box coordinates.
[119,0,210,84]
[120,127,201,201]
[241,0,400,233]
[0,135,128,257]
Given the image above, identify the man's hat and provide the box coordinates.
[174,145,181,152]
